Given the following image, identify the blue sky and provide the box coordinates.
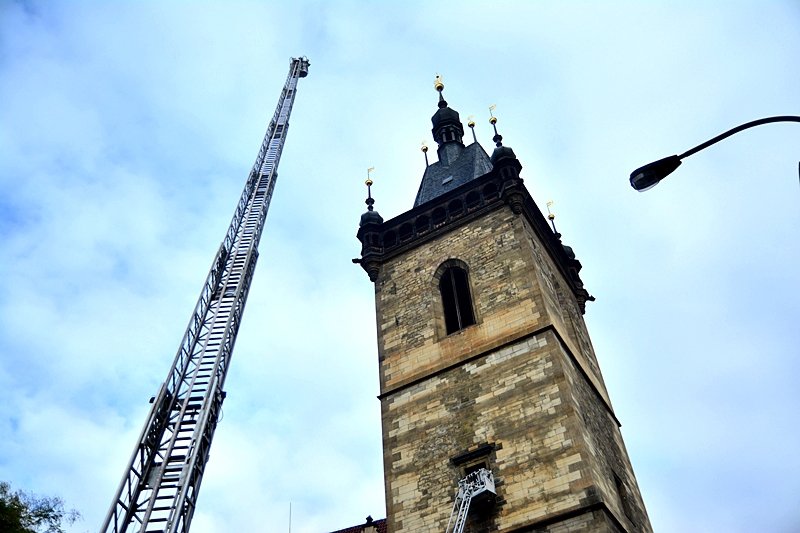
[1,1,798,532]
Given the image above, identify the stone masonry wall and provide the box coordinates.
[374,206,611,406]
[515,216,607,401]
[382,333,591,531]
[374,203,651,532]
[562,349,653,531]
[532,509,624,533]
[380,329,653,532]
[375,207,541,392]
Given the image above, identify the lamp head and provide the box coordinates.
[629,155,682,191]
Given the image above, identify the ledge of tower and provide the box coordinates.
[413,142,492,207]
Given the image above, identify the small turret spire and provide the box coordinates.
[489,104,503,147]
[355,167,383,281]
[487,103,519,168]
[365,167,376,211]
[358,166,383,228]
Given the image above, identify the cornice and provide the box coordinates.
[355,157,592,310]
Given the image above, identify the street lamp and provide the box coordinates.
[629,115,800,191]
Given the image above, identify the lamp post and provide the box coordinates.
[629,115,800,191]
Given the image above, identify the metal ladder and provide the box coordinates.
[445,468,496,533]
[102,56,310,533]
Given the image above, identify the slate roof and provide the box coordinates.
[413,142,493,207]
[329,517,387,533]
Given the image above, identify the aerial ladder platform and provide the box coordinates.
[102,56,310,533]
[445,468,496,533]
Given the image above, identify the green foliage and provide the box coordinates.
[0,482,80,533]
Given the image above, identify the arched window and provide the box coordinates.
[439,265,475,334]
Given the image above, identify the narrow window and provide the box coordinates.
[614,472,636,524]
[440,266,475,334]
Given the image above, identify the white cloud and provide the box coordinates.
[1,1,798,532]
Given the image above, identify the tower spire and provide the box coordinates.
[413,77,493,207]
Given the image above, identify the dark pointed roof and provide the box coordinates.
[413,83,493,206]
[414,142,492,206]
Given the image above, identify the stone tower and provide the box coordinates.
[355,83,652,532]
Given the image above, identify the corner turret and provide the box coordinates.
[354,172,383,281]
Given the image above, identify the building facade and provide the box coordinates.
[353,85,651,533]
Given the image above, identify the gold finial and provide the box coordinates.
[489,104,497,125]
[488,104,503,146]
[434,73,444,92]
[421,141,428,153]
[467,115,478,143]
[546,200,559,233]
[366,167,375,187]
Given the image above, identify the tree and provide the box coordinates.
[0,481,80,533]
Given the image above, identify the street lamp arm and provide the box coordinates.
[630,115,800,191]
[678,115,800,159]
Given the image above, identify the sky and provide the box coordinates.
[0,1,798,532]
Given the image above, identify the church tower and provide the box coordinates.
[355,80,652,533]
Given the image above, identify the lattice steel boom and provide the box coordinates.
[102,56,310,533]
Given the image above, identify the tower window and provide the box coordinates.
[614,472,636,524]
[439,265,475,334]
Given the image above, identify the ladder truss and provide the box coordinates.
[102,56,310,533]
